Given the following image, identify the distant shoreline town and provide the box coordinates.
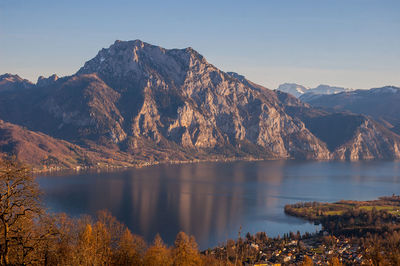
[206,195,400,265]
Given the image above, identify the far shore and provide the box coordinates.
[34,156,400,175]
[34,156,272,175]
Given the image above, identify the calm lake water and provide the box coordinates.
[38,160,400,249]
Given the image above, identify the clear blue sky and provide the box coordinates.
[1,0,399,89]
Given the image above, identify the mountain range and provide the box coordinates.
[276,83,352,98]
[1,40,399,170]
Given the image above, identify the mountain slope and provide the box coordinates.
[0,120,136,170]
[0,74,126,144]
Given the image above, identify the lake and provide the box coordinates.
[38,160,400,249]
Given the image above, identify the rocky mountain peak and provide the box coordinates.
[77,40,210,89]
[0,73,34,91]
[37,74,59,87]
[0,73,22,82]
[0,73,29,84]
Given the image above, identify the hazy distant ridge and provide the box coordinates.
[276,83,352,98]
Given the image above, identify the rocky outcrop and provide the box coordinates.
[37,74,59,87]
[332,120,400,160]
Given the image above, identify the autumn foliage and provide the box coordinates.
[0,159,225,265]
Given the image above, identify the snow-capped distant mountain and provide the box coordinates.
[276,83,351,98]
[311,84,352,95]
[370,86,400,94]
[276,83,309,98]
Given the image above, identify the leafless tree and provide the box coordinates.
[0,159,42,265]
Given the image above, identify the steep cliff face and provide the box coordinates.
[0,40,399,169]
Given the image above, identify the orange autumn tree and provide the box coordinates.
[143,234,173,265]
[172,231,202,266]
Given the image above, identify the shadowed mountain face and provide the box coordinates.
[301,87,400,135]
[0,40,399,169]
[0,120,134,169]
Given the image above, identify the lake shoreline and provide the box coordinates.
[33,154,400,175]
[34,156,276,175]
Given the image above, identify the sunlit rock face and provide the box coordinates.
[0,40,400,169]
[332,120,400,161]
[77,40,331,159]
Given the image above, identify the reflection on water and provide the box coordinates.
[38,161,400,248]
